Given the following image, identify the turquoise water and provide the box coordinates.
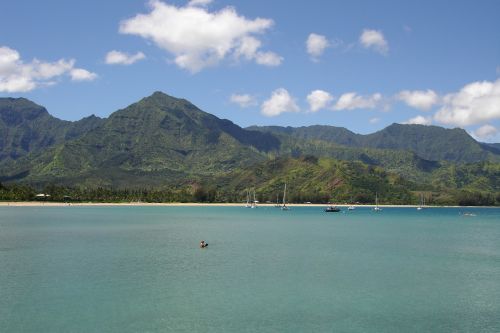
[1,206,500,332]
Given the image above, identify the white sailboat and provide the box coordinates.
[245,189,252,208]
[417,193,425,210]
[348,195,355,210]
[251,189,257,208]
[274,193,281,208]
[281,183,289,210]
[373,193,382,211]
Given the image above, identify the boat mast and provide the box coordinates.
[283,183,288,207]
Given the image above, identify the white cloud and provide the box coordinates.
[397,89,439,111]
[403,115,432,125]
[360,29,388,55]
[333,92,382,110]
[70,68,98,81]
[306,89,333,112]
[306,33,329,60]
[254,51,282,66]
[369,117,380,124]
[434,79,500,126]
[235,36,260,60]
[474,124,498,139]
[233,36,282,66]
[35,59,75,79]
[0,45,96,92]
[230,93,257,108]
[105,50,146,65]
[120,0,281,72]
[188,0,213,7]
[261,88,299,117]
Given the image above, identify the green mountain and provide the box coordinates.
[213,156,415,204]
[249,123,500,163]
[362,123,497,162]
[0,92,498,205]
[210,156,500,205]
[0,92,279,187]
[248,125,362,146]
[0,98,103,161]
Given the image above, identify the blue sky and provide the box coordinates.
[1,0,499,141]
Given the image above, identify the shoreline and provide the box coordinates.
[0,201,496,208]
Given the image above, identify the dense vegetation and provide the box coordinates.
[1,156,498,206]
[0,93,499,205]
[249,123,500,163]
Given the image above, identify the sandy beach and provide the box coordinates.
[0,201,477,208]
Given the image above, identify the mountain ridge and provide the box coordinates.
[2,93,498,164]
[0,92,279,186]
[248,123,500,163]
[0,92,498,206]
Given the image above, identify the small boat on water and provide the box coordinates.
[417,193,425,211]
[281,183,290,210]
[462,212,476,217]
[245,189,252,208]
[274,193,281,208]
[251,189,258,208]
[373,193,382,212]
[325,206,341,212]
[348,196,356,210]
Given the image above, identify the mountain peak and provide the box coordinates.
[0,97,50,124]
[0,96,46,111]
[151,91,170,97]
[146,91,187,103]
[133,91,199,113]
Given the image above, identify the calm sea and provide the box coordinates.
[1,206,499,332]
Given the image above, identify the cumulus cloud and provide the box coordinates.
[333,92,382,110]
[397,89,439,111]
[261,88,299,117]
[0,45,96,92]
[235,36,260,59]
[474,124,498,139]
[70,68,98,81]
[233,37,282,66]
[360,29,388,55]
[105,50,146,65]
[230,93,257,108]
[306,89,333,112]
[403,115,432,125]
[119,0,281,72]
[434,79,500,126]
[254,51,282,66]
[306,33,329,60]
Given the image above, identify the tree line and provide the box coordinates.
[0,182,498,206]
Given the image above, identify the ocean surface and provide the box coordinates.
[1,206,499,332]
